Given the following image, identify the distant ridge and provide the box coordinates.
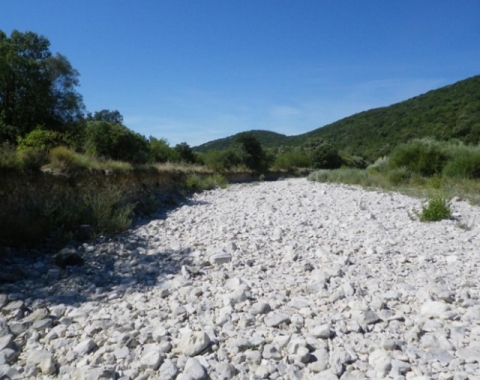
[195,75,480,161]
[194,130,289,152]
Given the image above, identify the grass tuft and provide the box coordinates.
[419,195,451,222]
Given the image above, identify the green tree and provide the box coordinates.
[84,121,149,163]
[148,137,179,163]
[0,30,84,142]
[174,142,196,164]
[235,133,269,172]
[86,109,123,124]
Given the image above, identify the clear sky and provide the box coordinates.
[1,1,479,146]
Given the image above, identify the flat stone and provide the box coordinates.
[210,251,232,265]
[420,301,451,318]
[74,338,97,355]
[264,313,290,327]
[425,348,454,366]
[250,302,271,316]
[312,324,333,339]
[456,348,480,363]
[0,335,14,351]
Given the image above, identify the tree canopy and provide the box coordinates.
[0,30,84,142]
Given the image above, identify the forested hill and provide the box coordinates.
[195,75,480,161]
[293,74,480,160]
[194,130,289,152]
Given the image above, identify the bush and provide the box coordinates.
[0,142,21,171]
[419,195,451,222]
[17,128,67,151]
[389,139,449,177]
[341,154,367,169]
[273,150,312,170]
[84,121,149,163]
[311,143,343,169]
[148,137,179,163]
[174,142,196,164]
[17,148,49,171]
[443,146,480,179]
[202,149,242,171]
[387,166,411,185]
[83,187,133,234]
[186,174,228,191]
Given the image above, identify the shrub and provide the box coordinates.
[148,137,179,163]
[273,150,312,170]
[17,148,49,171]
[419,195,451,222]
[368,156,389,172]
[387,166,411,185]
[311,143,343,169]
[83,187,133,234]
[341,154,367,169]
[0,142,20,171]
[389,139,449,177]
[186,174,228,191]
[49,146,80,170]
[443,147,480,179]
[202,149,243,171]
[84,121,149,163]
[174,142,196,164]
[17,128,66,151]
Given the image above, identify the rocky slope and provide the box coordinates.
[1,178,480,379]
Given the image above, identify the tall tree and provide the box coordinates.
[0,30,84,142]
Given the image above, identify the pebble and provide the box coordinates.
[1,178,480,378]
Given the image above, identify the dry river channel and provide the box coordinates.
[1,178,480,380]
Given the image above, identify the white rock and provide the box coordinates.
[179,332,210,356]
[74,338,96,356]
[140,347,163,370]
[210,251,232,265]
[26,350,55,375]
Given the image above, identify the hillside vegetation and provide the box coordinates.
[195,130,289,152]
[196,75,480,162]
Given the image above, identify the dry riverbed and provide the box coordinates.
[1,178,480,379]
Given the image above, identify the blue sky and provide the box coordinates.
[2,1,479,146]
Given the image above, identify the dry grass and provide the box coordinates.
[309,168,480,205]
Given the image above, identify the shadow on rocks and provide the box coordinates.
[0,195,210,309]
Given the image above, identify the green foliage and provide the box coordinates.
[195,75,480,163]
[311,143,343,169]
[309,168,379,187]
[0,30,84,138]
[195,130,289,152]
[201,149,242,171]
[84,121,149,163]
[17,148,49,171]
[443,146,480,179]
[174,142,196,164]
[186,174,228,191]
[389,139,449,176]
[419,195,451,222]
[341,154,367,169]
[148,137,179,163]
[273,150,312,170]
[0,142,49,172]
[83,187,133,234]
[235,133,270,172]
[17,128,67,151]
[387,166,411,185]
[86,109,123,124]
